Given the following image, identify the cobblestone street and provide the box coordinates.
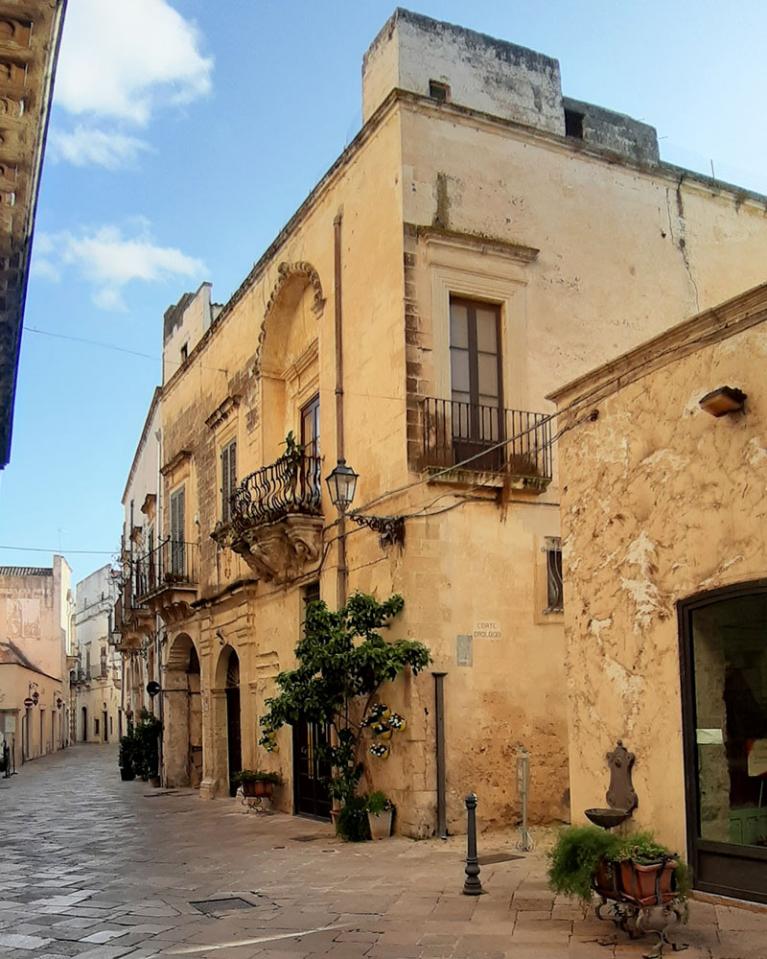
[1,747,766,959]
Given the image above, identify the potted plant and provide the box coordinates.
[366,790,394,840]
[336,795,371,842]
[234,769,281,798]
[547,825,689,905]
[133,709,162,786]
[119,733,136,781]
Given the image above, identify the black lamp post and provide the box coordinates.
[325,459,359,514]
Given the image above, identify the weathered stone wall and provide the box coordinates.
[554,288,767,854]
[363,9,565,135]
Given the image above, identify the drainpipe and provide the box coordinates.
[333,210,348,607]
[433,671,448,838]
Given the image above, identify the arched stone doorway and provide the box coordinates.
[164,633,203,787]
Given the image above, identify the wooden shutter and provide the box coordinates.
[221,441,237,522]
[170,487,185,542]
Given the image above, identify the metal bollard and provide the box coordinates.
[462,793,484,895]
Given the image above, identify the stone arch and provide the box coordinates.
[256,260,324,376]
[163,632,203,788]
[255,262,325,461]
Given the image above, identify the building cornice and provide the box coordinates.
[547,281,767,410]
[160,448,192,477]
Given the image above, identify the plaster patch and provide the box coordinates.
[638,449,688,472]
[746,437,767,467]
[588,617,612,642]
[621,532,669,631]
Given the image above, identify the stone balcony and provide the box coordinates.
[134,540,199,625]
[110,585,154,652]
[212,450,323,583]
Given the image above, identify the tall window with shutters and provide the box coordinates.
[220,439,237,523]
[449,296,504,470]
[169,486,185,576]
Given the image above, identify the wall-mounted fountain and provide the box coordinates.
[585,740,637,829]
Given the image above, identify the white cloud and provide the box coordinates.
[56,0,213,125]
[35,222,206,311]
[50,126,151,170]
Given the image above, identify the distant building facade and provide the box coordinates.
[0,556,73,770]
[117,10,767,834]
[113,388,162,730]
[550,282,767,904]
[72,565,122,744]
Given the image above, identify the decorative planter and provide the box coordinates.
[368,809,393,840]
[242,780,275,798]
[618,859,678,906]
[594,858,619,898]
[120,767,135,782]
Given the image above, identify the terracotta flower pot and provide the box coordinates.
[242,780,274,798]
[594,858,618,897]
[618,859,677,906]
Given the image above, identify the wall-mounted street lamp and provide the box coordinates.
[325,459,405,547]
[699,386,747,417]
[325,459,358,514]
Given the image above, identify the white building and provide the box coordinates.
[72,565,122,743]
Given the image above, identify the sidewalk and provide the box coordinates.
[0,745,766,958]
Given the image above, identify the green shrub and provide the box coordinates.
[366,790,392,815]
[548,826,622,902]
[234,769,281,786]
[336,795,371,842]
[548,825,690,903]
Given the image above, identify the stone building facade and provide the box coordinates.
[0,556,73,770]
[550,282,767,904]
[0,0,67,468]
[71,565,122,744]
[119,10,767,835]
[114,388,162,727]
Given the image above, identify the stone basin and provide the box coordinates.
[585,807,629,829]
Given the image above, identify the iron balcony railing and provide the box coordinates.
[231,451,322,531]
[134,539,198,601]
[421,397,552,483]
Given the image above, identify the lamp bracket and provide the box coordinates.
[348,512,405,548]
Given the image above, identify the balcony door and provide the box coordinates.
[680,582,767,902]
[449,297,504,471]
[169,486,185,577]
[300,395,321,503]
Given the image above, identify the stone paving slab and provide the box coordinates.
[2,746,767,958]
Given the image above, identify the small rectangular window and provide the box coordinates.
[429,80,450,103]
[565,109,584,139]
[180,343,188,363]
[544,537,563,612]
[221,439,237,523]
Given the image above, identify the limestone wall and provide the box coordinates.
[554,293,767,854]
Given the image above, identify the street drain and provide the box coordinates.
[190,897,255,916]
[477,853,524,865]
[292,835,323,843]
[143,790,180,798]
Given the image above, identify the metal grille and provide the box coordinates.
[545,536,563,612]
[421,397,552,482]
[231,451,322,530]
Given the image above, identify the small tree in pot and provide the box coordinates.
[259,592,430,842]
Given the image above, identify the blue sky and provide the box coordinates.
[2,0,766,587]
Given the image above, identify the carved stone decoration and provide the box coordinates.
[224,515,323,584]
[143,587,196,627]
[605,740,638,814]
[255,261,325,375]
